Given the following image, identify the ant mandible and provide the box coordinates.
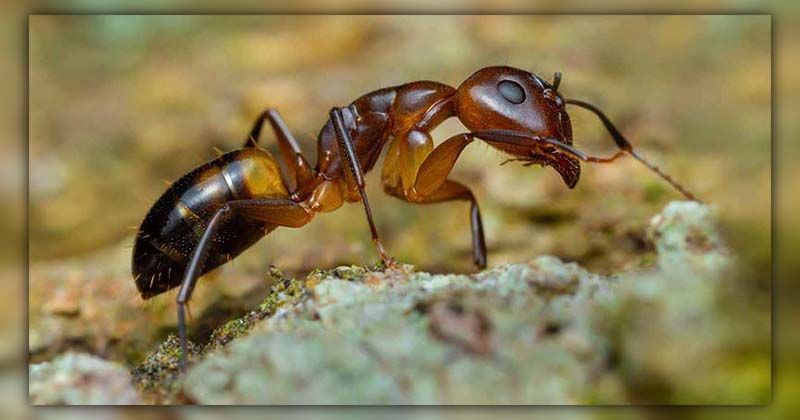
[131,66,701,369]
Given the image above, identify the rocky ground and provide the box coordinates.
[29,201,769,405]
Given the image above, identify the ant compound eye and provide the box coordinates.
[497,80,526,104]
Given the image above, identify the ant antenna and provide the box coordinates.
[552,72,562,91]
[627,149,700,203]
[565,98,701,203]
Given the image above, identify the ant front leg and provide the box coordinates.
[329,107,395,267]
[398,133,488,269]
[175,198,313,371]
[244,108,314,194]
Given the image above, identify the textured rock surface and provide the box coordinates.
[28,239,271,366]
[156,201,750,404]
[32,201,767,405]
[29,352,141,404]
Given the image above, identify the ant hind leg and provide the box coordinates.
[244,108,314,193]
[175,198,313,371]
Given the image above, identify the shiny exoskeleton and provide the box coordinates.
[132,66,700,369]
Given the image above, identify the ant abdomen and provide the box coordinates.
[132,148,287,298]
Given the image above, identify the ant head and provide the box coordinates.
[456,66,580,187]
[455,66,572,156]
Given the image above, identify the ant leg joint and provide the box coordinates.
[218,204,234,217]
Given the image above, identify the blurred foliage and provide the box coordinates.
[29,16,770,274]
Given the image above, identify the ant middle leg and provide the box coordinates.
[244,108,314,193]
[380,132,487,268]
[403,133,487,268]
[175,198,313,370]
[409,180,487,269]
[329,107,395,267]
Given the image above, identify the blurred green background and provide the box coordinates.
[27,14,770,401]
[29,15,770,269]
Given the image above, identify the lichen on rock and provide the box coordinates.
[29,352,141,405]
[121,201,764,404]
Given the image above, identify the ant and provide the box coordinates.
[132,66,700,369]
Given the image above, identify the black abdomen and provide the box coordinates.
[132,148,288,299]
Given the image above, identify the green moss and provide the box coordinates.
[130,335,200,404]
[204,310,264,352]
[257,270,310,314]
